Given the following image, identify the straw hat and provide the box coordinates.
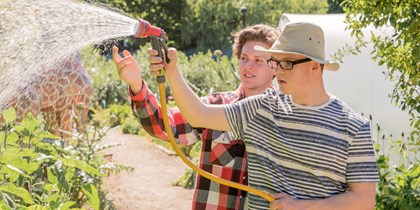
[255,22,339,71]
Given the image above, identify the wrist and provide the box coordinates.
[298,199,320,210]
[130,80,144,95]
[165,65,179,79]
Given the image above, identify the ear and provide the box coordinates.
[311,62,323,73]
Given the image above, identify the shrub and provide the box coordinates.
[108,104,132,128]
[0,108,133,209]
[121,118,141,135]
[372,119,420,210]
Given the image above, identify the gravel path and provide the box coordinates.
[101,128,193,210]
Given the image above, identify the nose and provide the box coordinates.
[240,60,255,71]
[244,60,255,67]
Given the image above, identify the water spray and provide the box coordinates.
[0,0,274,202]
[135,20,275,203]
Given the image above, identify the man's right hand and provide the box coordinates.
[146,47,178,77]
[112,46,143,94]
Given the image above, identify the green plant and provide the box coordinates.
[172,168,195,189]
[375,143,420,209]
[179,50,240,97]
[121,118,141,135]
[372,118,420,210]
[172,141,201,189]
[82,47,129,107]
[0,107,133,209]
[74,118,134,209]
[108,104,132,127]
[0,108,95,209]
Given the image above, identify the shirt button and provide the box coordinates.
[243,176,246,179]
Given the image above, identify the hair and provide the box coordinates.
[232,24,280,59]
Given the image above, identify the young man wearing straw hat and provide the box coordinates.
[146,22,379,210]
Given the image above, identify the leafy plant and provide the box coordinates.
[372,117,420,210]
[0,107,133,209]
[108,104,132,127]
[121,118,141,135]
[82,47,129,107]
[172,141,201,189]
[375,144,420,209]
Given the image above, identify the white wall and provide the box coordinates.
[279,14,413,150]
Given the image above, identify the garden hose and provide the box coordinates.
[155,75,275,203]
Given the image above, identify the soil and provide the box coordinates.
[101,127,193,210]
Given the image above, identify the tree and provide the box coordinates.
[90,0,329,53]
[92,0,187,52]
[340,2,420,208]
[341,0,419,144]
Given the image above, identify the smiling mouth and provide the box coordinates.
[278,80,286,84]
[244,74,255,78]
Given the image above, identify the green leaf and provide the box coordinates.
[1,192,15,209]
[0,200,12,210]
[46,168,58,185]
[0,183,34,204]
[13,125,25,133]
[0,149,43,175]
[33,154,54,162]
[59,201,76,210]
[76,161,103,177]
[44,192,60,203]
[0,166,20,182]
[21,113,37,134]
[34,142,59,157]
[42,184,57,194]
[82,184,100,210]
[5,132,19,144]
[36,130,59,140]
[373,142,380,152]
[5,165,31,179]
[65,167,76,183]
[62,158,103,177]
[27,204,49,210]
[2,108,16,124]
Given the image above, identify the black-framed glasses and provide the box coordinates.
[267,57,312,70]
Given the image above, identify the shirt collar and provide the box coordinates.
[233,83,275,103]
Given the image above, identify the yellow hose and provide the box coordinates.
[157,82,275,202]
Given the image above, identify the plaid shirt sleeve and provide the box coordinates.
[129,81,201,145]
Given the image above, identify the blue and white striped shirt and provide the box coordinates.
[224,89,379,210]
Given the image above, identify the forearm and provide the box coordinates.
[130,82,199,145]
[129,80,143,95]
[165,65,230,131]
[300,186,375,210]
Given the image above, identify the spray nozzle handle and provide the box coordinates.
[151,33,170,81]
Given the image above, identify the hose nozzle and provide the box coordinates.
[134,19,165,38]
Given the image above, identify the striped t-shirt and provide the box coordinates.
[223,89,379,210]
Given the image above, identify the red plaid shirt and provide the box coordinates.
[130,81,250,210]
